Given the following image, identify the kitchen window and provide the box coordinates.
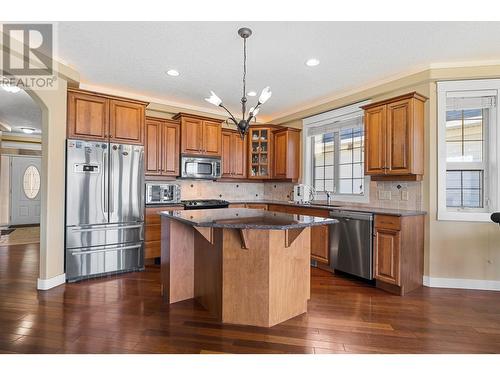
[437,79,500,221]
[303,101,370,203]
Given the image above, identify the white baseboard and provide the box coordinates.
[37,273,66,290]
[423,275,500,291]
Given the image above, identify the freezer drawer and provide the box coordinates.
[66,222,144,249]
[66,242,144,282]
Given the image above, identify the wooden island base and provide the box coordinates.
[161,217,311,327]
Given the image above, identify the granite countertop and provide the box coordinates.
[229,200,426,217]
[160,208,338,230]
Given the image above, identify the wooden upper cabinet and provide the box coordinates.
[109,99,145,145]
[364,105,386,175]
[221,129,247,179]
[203,121,222,156]
[67,91,109,140]
[180,117,203,154]
[67,89,147,144]
[272,128,301,181]
[175,113,222,156]
[362,92,427,180]
[232,132,246,178]
[162,121,180,176]
[145,117,180,177]
[145,118,162,176]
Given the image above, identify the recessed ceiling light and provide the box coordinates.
[21,127,35,134]
[247,91,257,97]
[305,58,320,67]
[166,69,180,77]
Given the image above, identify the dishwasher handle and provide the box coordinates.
[330,210,374,221]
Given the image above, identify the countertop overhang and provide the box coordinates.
[160,207,337,229]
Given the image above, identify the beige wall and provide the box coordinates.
[28,80,69,281]
[275,65,500,283]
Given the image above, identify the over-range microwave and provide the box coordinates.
[145,182,181,205]
[181,156,221,179]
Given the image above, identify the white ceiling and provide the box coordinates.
[47,22,500,121]
[0,89,42,134]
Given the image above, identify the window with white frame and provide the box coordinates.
[303,101,370,202]
[437,79,500,221]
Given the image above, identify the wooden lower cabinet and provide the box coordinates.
[267,204,330,264]
[310,225,329,264]
[145,206,183,260]
[374,214,424,295]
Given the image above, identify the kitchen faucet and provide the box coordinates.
[326,191,334,205]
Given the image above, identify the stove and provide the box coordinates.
[182,199,230,210]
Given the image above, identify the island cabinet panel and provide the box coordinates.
[272,128,301,181]
[221,227,310,327]
[362,92,427,181]
[374,214,424,295]
[109,99,145,145]
[67,89,147,144]
[67,91,109,140]
[145,117,180,177]
[221,129,247,179]
[175,113,223,156]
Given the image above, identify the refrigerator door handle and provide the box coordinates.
[68,224,143,233]
[109,147,114,215]
[103,149,108,214]
[69,244,142,255]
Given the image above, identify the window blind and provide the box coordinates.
[306,114,364,137]
[446,96,496,111]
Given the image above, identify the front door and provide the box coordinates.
[10,156,41,225]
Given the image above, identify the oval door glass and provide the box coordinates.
[23,165,41,199]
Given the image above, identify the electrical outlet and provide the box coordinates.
[401,190,409,201]
[378,190,391,200]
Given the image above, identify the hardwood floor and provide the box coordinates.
[1,243,500,354]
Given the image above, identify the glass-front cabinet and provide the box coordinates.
[248,127,272,179]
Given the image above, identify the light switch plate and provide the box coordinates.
[401,190,409,201]
[378,190,391,200]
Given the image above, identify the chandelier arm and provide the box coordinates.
[219,104,239,125]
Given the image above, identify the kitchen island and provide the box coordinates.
[160,208,337,327]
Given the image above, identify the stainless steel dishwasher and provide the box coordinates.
[329,210,374,280]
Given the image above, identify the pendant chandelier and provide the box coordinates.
[204,27,272,138]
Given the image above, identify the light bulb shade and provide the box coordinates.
[205,91,222,106]
[258,86,272,104]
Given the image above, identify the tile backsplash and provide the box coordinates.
[175,179,422,210]
[177,180,265,201]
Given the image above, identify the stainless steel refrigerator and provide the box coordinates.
[65,140,145,282]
